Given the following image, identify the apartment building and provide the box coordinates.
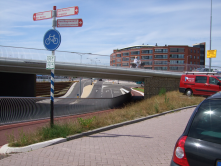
[110,42,206,71]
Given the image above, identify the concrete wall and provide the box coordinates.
[0,72,36,97]
[144,76,180,99]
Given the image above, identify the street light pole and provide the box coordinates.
[209,0,212,72]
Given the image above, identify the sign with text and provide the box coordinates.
[46,55,55,70]
[57,19,83,27]
[207,50,217,58]
[57,6,79,17]
[33,10,52,21]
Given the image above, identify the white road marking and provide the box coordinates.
[70,100,80,105]
[120,89,126,94]
[120,88,129,93]
[110,89,113,98]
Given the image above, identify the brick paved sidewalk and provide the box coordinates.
[0,108,195,166]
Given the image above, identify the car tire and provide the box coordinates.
[186,89,192,97]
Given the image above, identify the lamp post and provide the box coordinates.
[209,0,212,72]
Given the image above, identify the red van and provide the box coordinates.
[179,72,221,96]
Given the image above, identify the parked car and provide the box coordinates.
[170,92,221,166]
[179,73,221,96]
[99,78,102,81]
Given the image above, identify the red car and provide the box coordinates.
[179,72,221,96]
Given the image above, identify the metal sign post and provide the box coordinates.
[34,5,82,127]
[50,6,56,127]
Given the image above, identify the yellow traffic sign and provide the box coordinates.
[207,50,217,58]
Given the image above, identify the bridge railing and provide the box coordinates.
[0,93,131,126]
[1,45,221,72]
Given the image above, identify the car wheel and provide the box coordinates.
[186,89,192,97]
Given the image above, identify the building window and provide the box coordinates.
[194,56,196,59]
[122,57,129,61]
[122,52,129,56]
[155,49,168,53]
[142,56,152,59]
[170,60,184,64]
[116,54,121,57]
[141,50,153,54]
[113,55,116,58]
[112,60,115,63]
[144,67,152,69]
[131,56,140,61]
[197,56,199,59]
[131,51,140,55]
[154,67,167,70]
[190,62,192,64]
[112,64,115,66]
[122,63,129,66]
[116,64,121,66]
[198,50,199,53]
[116,59,121,62]
[194,50,196,53]
[142,61,152,65]
[170,48,185,52]
[170,54,184,58]
[170,66,184,71]
[154,61,168,65]
[190,49,192,53]
[190,55,192,59]
[154,55,168,59]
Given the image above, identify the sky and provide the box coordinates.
[0,0,220,66]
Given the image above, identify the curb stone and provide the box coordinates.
[0,105,197,154]
[0,138,66,154]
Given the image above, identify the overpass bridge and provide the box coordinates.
[0,57,182,99]
[0,46,183,98]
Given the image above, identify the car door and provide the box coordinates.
[194,76,209,95]
[207,77,220,95]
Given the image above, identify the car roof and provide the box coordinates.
[183,74,220,77]
[207,91,221,99]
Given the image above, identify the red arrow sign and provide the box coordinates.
[57,6,79,17]
[57,19,83,27]
[33,10,52,21]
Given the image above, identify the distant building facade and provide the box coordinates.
[110,42,206,71]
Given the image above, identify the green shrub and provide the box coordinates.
[159,88,166,95]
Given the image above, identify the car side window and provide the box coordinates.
[188,99,221,144]
[209,77,219,85]
[195,76,207,83]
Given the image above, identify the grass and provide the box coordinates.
[7,90,205,147]
[133,87,144,92]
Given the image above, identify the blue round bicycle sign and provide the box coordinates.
[43,29,61,51]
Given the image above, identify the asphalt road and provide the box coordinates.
[89,80,140,98]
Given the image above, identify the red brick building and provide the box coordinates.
[110,42,206,71]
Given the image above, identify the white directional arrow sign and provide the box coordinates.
[57,19,83,27]
[33,10,52,21]
[57,6,79,17]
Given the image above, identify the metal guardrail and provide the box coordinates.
[0,93,131,126]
